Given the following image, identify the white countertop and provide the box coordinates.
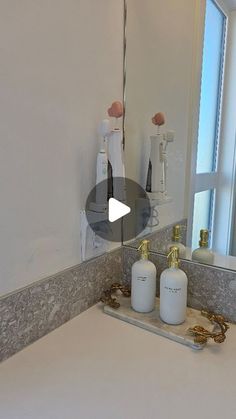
[0,304,236,419]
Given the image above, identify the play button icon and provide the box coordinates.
[108,198,131,222]
[85,177,151,242]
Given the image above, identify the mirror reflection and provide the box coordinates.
[124,0,236,270]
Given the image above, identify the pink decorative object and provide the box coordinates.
[152,112,165,126]
[108,101,123,118]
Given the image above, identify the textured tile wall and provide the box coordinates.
[0,248,122,362]
[1,242,236,363]
[123,246,236,323]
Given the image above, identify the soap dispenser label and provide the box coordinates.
[137,276,148,282]
[164,286,181,294]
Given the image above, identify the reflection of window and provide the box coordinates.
[192,190,214,250]
[196,0,226,173]
[189,0,227,251]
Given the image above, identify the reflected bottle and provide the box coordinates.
[192,229,214,265]
[166,225,186,258]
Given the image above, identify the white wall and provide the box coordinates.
[124,0,196,229]
[223,0,236,10]
[0,0,123,295]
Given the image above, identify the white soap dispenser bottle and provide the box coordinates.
[131,240,157,313]
[160,246,188,325]
[192,229,214,265]
[166,225,186,258]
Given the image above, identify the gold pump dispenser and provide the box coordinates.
[167,246,180,268]
[199,229,209,248]
[138,239,150,260]
[172,225,181,242]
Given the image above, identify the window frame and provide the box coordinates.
[187,0,228,249]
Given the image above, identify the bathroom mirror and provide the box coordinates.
[123,0,236,270]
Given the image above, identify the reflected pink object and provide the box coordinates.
[152,112,165,126]
[108,101,123,118]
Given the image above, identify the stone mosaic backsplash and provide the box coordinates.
[1,241,236,363]
[0,248,122,362]
[122,246,236,323]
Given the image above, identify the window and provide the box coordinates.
[189,0,227,251]
[196,0,226,173]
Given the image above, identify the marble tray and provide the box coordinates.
[104,296,215,350]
